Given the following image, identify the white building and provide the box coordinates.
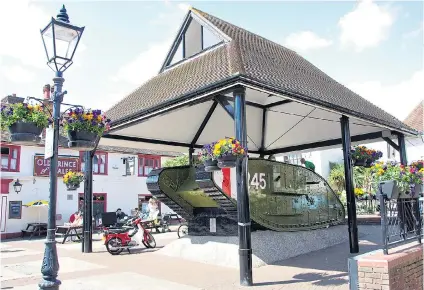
[277,101,424,179]
[1,96,179,239]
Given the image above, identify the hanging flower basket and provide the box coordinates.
[352,146,382,167]
[62,108,111,150]
[373,161,423,199]
[66,182,80,191]
[198,143,220,172]
[63,171,84,191]
[1,103,51,145]
[212,137,247,169]
[67,129,98,150]
[353,159,367,167]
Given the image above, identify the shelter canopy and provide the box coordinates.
[103,7,417,154]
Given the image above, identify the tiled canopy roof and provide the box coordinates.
[1,129,181,156]
[106,8,416,136]
[403,100,423,133]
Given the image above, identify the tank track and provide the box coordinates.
[146,168,194,220]
[194,167,238,215]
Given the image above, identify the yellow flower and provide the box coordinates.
[27,105,33,109]
[87,114,93,120]
[97,115,102,121]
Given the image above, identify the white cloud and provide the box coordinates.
[112,38,173,85]
[0,1,87,68]
[112,2,188,86]
[283,31,332,52]
[348,70,424,120]
[1,65,36,83]
[338,0,394,52]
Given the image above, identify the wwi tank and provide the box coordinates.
[146,158,345,235]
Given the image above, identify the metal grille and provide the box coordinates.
[379,195,423,254]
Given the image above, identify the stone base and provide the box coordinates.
[188,208,238,236]
[159,225,350,268]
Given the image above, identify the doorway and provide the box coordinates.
[78,193,107,227]
[138,194,161,217]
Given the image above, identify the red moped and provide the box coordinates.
[103,218,156,255]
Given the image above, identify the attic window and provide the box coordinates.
[167,16,224,68]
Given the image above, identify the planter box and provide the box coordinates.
[217,155,238,168]
[8,122,43,145]
[67,130,98,151]
[379,180,399,199]
[353,159,367,167]
[203,159,220,172]
[66,183,80,191]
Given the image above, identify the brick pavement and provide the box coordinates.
[1,225,382,290]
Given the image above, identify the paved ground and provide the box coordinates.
[1,225,382,290]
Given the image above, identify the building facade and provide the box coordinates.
[0,140,180,239]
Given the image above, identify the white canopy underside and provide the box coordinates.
[102,87,394,155]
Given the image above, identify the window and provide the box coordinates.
[123,157,136,176]
[283,154,302,165]
[138,155,161,177]
[1,144,20,172]
[166,16,224,68]
[80,151,108,175]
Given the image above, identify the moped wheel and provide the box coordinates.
[106,237,124,255]
[178,225,188,238]
[144,232,156,249]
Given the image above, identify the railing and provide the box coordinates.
[379,194,423,254]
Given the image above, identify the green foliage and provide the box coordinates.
[1,103,50,130]
[328,163,375,195]
[328,163,345,193]
[162,154,202,167]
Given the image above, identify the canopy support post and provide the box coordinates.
[82,151,93,253]
[82,138,99,253]
[234,86,253,286]
[398,134,407,165]
[259,108,267,158]
[188,147,194,166]
[340,115,359,254]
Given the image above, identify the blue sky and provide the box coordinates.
[0,0,422,120]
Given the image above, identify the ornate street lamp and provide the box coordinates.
[13,179,22,194]
[39,5,84,290]
[40,5,84,73]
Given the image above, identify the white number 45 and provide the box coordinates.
[248,173,267,190]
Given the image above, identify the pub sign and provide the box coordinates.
[33,155,80,177]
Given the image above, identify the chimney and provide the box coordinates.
[1,95,24,104]
[42,84,53,141]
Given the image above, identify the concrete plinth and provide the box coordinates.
[159,225,352,268]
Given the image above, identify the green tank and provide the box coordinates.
[146,158,345,233]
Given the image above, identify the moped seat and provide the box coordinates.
[108,228,129,234]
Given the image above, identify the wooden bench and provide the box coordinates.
[21,223,47,240]
[55,226,82,244]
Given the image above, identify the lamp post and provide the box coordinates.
[39,5,84,290]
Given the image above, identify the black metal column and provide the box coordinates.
[340,115,359,253]
[234,87,253,286]
[398,134,407,165]
[39,72,64,290]
[82,151,93,253]
[397,133,414,232]
[188,147,194,166]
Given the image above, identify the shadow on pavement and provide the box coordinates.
[271,226,382,273]
[254,272,348,287]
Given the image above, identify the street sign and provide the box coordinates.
[44,126,54,159]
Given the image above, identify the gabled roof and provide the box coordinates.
[403,100,423,133]
[106,7,415,135]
